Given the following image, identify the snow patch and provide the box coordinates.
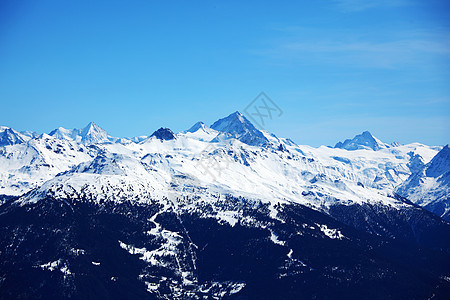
[39,259,73,278]
[269,229,286,246]
[316,224,345,240]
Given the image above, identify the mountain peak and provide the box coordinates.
[81,121,101,133]
[49,123,110,145]
[426,145,450,178]
[187,122,207,133]
[210,112,247,130]
[0,126,26,146]
[79,122,109,144]
[210,111,269,146]
[49,126,76,141]
[335,131,389,151]
[150,127,176,140]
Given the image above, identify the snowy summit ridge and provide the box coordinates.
[0,126,26,146]
[210,111,269,146]
[397,145,450,220]
[186,122,207,133]
[0,111,447,222]
[334,130,390,151]
[1,111,450,299]
[49,122,111,145]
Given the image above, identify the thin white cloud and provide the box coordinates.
[253,28,450,69]
[281,39,449,55]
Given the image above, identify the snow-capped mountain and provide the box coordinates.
[49,122,113,145]
[334,131,390,151]
[78,122,111,144]
[0,126,28,146]
[397,145,450,221]
[0,134,94,195]
[0,113,443,209]
[1,112,450,299]
[210,111,269,146]
[186,121,208,133]
[49,126,76,141]
[149,127,176,141]
[182,122,218,142]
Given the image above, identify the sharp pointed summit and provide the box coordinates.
[49,122,111,145]
[79,122,109,144]
[210,111,269,146]
[81,121,99,133]
[187,121,207,133]
[183,122,217,142]
[334,131,389,151]
[0,126,27,146]
[210,111,245,131]
[72,122,109,145]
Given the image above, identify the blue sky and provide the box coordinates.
[1,0,449,146]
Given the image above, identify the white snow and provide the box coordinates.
[269,229,286,246]
[40,260,60,272]
[396,145,450,217]
[215,210,239,227]
[39,259,73,278]
[316,224,345,240]
[70,248,86,256]
[1,118,445,299]
[1,119,442,220]
[119,221,183,268]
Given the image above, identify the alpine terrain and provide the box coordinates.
[1,111,449,299]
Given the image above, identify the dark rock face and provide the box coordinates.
[150,128,176,141]
[1,195,450,299]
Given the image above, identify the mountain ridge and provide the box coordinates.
[397,144,450,221]
[334,130,391,151]
[210,111,270,146]
[1,112,450,299]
